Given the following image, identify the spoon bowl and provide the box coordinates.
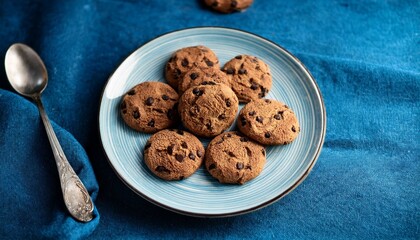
[4,43,94,222]
[5,44,48,97]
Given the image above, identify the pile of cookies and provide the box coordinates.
[120,45,300,184]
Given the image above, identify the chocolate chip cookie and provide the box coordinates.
[178,67,230,94]
[204,0,254,13]
[165,46,219,90]
[178,83,239,137]
[222,55,272,103]
[237,99,300,145]
[144,129,205,180]
[205,131,266,184]
[120,81,179,133]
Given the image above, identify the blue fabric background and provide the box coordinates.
[0,0,419,239]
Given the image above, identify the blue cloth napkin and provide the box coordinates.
[0,91,100,239]
[0,0,419,239]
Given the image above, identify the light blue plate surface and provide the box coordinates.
[99,27,326,217]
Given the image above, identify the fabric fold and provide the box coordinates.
[0,89,99,239]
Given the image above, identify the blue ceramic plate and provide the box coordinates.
[99,27,326,217]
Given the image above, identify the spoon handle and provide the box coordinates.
[33,96,94,222]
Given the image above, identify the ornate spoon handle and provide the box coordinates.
[34,96,94,222]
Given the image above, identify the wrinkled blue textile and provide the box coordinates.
[0,0,418,239]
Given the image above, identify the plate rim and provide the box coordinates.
[98,26,327,218]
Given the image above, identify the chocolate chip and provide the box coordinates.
[146,97,154,106]
[197,150,203,157]
[226,99,232,107]
[231,0,238,8]
[238,69,247,75]
[177,130,184,135]
[255,66,261,70]
[162,95,169,100]
[206,123,212,130]
[261,148,265,156]
[292,126,297,132]
[181,58,189,67]
[265,132,271,138]
[144,142,151,150]
[128,89,135,95]
[188,153,196,160]
[245,165,252,170]
[167,145,173,155]
[147,119,155,127]
[190,72,198,80]
[193,88,203,96]
[256,116,263,123]
[155,166,170,174]
[175,154,184,162]
[227,133,232,137]
[252,57,258,63]
[226,68,235,75]
[251,83,259,90]
[240,137,248,142]
[258,86,267,98]
[153,109,164,113]
[274,114,282,120]
[121,101,127,114]
[240,116,247,126]
[167,109,174,120]
[133,110,140,119]
[216,138,224,144]
[248,111,256,116]
[218,114,226,120]
[235,55,242,60]
[284,105,289,109]
[208,164,216,170]
[228,152,236,157]
[245,147,252,157]
[265,99,271,103]
[201,81,209,85]
[236,162,244,170]
[258,91,266,98]
[181,142,188,148]
[205,59,214,67]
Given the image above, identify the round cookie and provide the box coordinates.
[165,46,219,90]
[178,83,239,137]
[120,81,179,133]
[205,131,266,184]
[204,0,253,13]
[178,67,230,94]
[222,55,272,103]
[237,99,300,145]
[144,129,205,181]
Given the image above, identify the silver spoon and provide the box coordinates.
[4,43,94,222]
